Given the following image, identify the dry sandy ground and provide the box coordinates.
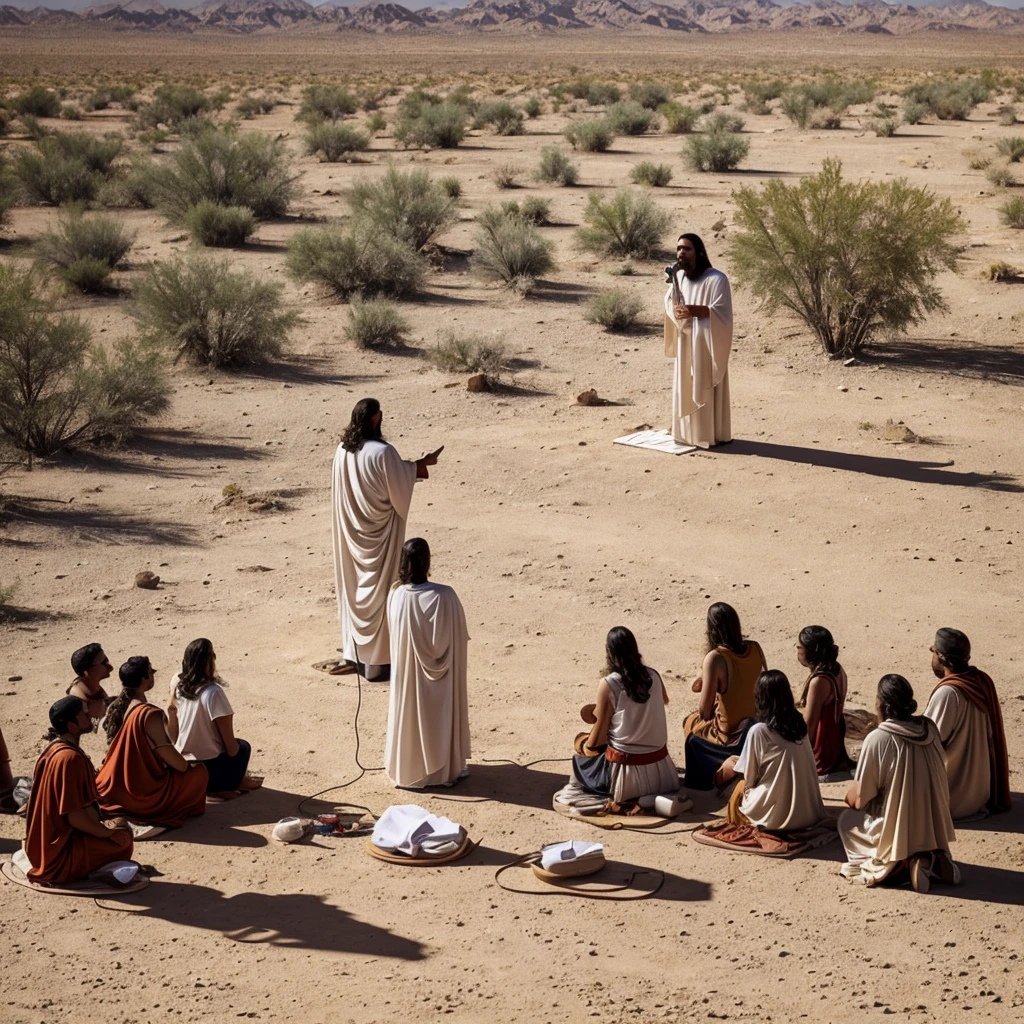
[1,34,1024,1024]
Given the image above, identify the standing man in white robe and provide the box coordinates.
[385,538,470,789]
[664,233,734,447]
[331,398,443,682]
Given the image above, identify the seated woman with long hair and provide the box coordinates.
[555,626,679,811]
[167,638,262,799]
[715,670,825,832]
[796,625,855,778]
[97,656,208,827]
[682,602,766,788]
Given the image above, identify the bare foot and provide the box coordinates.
[239,773,264,792]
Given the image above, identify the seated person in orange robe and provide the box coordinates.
[24,697,134,886]
[67,642,114,723]
[97,656,208,827]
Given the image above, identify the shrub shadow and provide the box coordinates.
[867,339,1024,385]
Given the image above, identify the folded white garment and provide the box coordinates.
[539,840,604,872]
[371,804,464,857]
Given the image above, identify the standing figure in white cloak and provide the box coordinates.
[664,233,734,447]
[839,674,959,893]
[385,538,470,789]
[331,399,443,682]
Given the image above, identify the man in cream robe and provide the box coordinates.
[331,399,441,680]
[385,539,470,789]
[664,233,733,448]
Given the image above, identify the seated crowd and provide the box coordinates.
[3,595,1012,895]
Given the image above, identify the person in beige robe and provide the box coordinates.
[663,233,733,448]
[331,398,442,681]
[385,538,470,789]
[840,674,957,891]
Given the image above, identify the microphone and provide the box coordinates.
[664,261,679,283]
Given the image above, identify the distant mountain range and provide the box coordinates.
[2,0,1023,33]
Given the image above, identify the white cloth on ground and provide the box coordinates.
[371,804,464,857]
[170,674,234,761]
[332,439,418,667]
[664,267,733,447]
[734,722,825,831]
[385,581,470,789]
[539,840,604,872]
[924,685,993,821]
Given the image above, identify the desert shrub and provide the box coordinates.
[630,161,673,187]
[146,129,298,222]
[0,157,17,226]
[237,94,277,119]
[584,286,644,330]
[345,297,409,349]
[438,175,462,199]
[393,101,466,149]
[986,261,1018,282]
[96,158,159,209]
[135,84,210,130]
[20,115,47,140]
[903,77,989,121]
[986,162,1017,187]
[367,111,386,134]
[997,105,1018,126]
[606,101,656,136]
[731,157,965,357]
[286,225,426,299]
[493,162,521,189]
[780,80,869,128]
[702,112,745,134]
[13,140,99,205]
[37,205,136,291]
[85,89,111,112]
[177,115,219,139]
[0,108,9,138]
[500,196,551,225]
[629,82,670,110]
[780,91,814,129]
[360,88,388,112]
[996,136,1024,162]
[473,100,525,136]
[742,80,785,115]
[575,189,670,259]
[902,100,928,125]
[963,148,992,170]
[535,146,578,185]
[305,122,370,161]
[107,84,138,105]
[564,118,615,152]
[0,265,167,457]
[474,207,555,295]
[11,86,61,118]
[1000,195,1024,228]
[659,102,699,134]
[683,129,749,172]
[523,96,542,118]
[586,82,620,106]
[348,165,457,251]
[132,256,298,368]
[49,130,123,173]
[60,104,83,121]
[430,329,507,375]
[869,117,899,137]
[298,84,357,123]
[184,201,256,247]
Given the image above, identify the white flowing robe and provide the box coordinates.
[385,582,470,789]
[664,267,733,447]
[331,439,417,667]
[838,717,955,884]
[924,686,993,820]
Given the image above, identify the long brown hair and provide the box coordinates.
[104,656,151,743]
[176,638,218,700]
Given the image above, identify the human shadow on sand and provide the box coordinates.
[955,794,1024,835]
[111,881,428,958]
[716,440,1023,492]
[409,762,572,812]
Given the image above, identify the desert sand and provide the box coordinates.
[1,30,1023,1024]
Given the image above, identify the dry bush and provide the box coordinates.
[986,162,1017,188]
[393,99,467,149]
[473,207,555,295]
[564,118,615,152]
[11,86,61,118]
[997,104,1018,126]
[605,101,657,136]
[630,161,673,187]
[903,77,989,121]
[430,330,508,375]
[304,122,370,162]
[493,163,522,189]
[985,261,1019,282]
[575,189,670,259]
[869,117,899,137]
[963,148,992,170]
[683,130,749,172]
[535,146,578,186]
[184,201,256,247]
[348,165,458,250]
[996,136,1024,163]
[473,100,525,136]
[346,297,410,349]
[297,84,357,123]
[134,84,210,130]
[1001,196,1024,228]
[629,82,670,110]
[660,102,700,134]
[500,196,551,225]
[37,205,136,292]
[584,287,644,330]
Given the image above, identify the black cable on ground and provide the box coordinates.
[494,852,665,900]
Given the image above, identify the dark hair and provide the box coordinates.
[605,626,652,705]
[706,602,745,655]
[47,695,84,740]
[877,673,917,722]
[341,397,382,453]
[71,642,103,676]
[399,537,431,585]
[798,625,841,704]
[934,627,971,673]
[754,670,807,743]
[678,232,712,278]
[177,638,217,701]
[104,656,152,743]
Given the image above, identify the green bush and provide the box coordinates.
[305,122,370,161]
[0,108,9,138]
[741,81,785,115]
[474,207,555,295]
[659,102,700,134]
[132,256,298,368]
[629,82,670,110]
[499,195,551,225]
[535,146,578,185]
[184,201,256,247]
[473,100,525,136]
[1000,196,1024,228]
[586,82,620,107]
[493,162,521,189]
[367,111,386,134]
[902,100,928,125]
[903,77,989,121]
[997,105,1018,127]
[96,158,158,209]
[584,286,644,330]
[393,101,467,149]
[11,86,61,118]
[564,118,615,152]
[996,136,1024,163]
[438,175,462,199]
[49,130,123,173]
[986,163,1017,188]
[237,94,277,119]
[683,129,749,172]
[60,104,83,121]
[13,140,99,205]
[731,157,965,357]
[630,161,673,187]
[869,117,899,137]
[37,206,136,292]
[523,96,542,118]
[286,225,426,299]
[348,165,457,251]
[145,129,298,222]
[702,112,745,134]
[85,89,111,112]
[575,189,670,259]
[430,329,508,375]
[0,265,167,457]
[0,157,17,226]
[345,297,410,349]
[298,84,357,123]
[135,84,210,130]
[605,101,656,136]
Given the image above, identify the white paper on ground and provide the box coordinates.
[613,429,697,456]
[371,804,463,856]
[539,840,604,872]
